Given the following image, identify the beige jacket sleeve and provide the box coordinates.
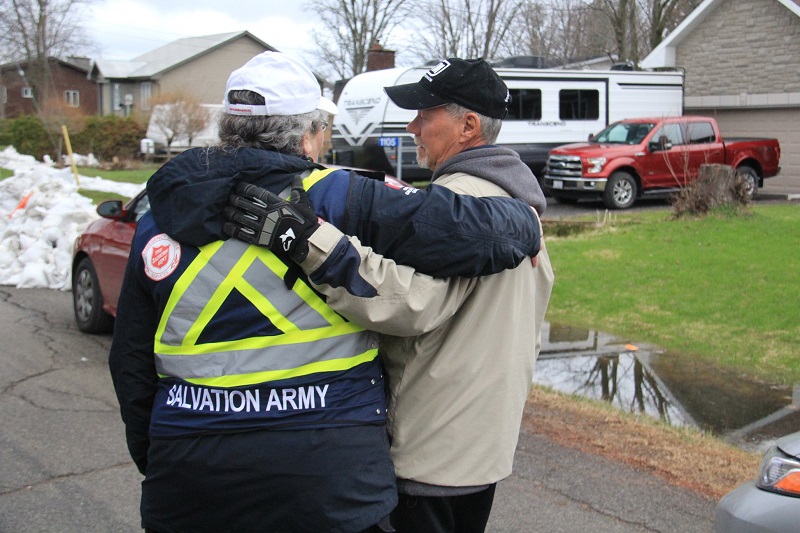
[299,222,475,337]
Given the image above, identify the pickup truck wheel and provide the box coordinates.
[72,257,114,334]
[603,171,637,209]
[736,165,758,199]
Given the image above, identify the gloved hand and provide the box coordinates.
[223,176,321,262]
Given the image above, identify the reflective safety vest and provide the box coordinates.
[147,212,386,438]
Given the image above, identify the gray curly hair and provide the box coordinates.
[218,90,328,155]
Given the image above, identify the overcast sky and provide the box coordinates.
[84,0,319,61]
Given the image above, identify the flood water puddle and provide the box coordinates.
[534,322,800,452]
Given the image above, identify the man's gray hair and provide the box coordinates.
[218,90,327,155]
[444,103,503,144]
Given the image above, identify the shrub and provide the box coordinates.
[671,164,750,218]
[6,115,54,161]
[71,115,145,161]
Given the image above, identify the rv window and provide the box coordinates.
[506,89,542,120]
[559,89,599,120]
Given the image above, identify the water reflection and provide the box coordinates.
[534,322,800,452]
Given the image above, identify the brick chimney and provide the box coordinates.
[366,41,395,71]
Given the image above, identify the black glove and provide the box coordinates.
[223,176,320,262]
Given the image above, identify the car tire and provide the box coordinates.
[603,171,638,209]
[72,257,114,334]
[736,165,759,199]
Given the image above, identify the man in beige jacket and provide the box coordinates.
[225,57,554,533]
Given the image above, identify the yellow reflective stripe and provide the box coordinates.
[238,250,348,330]
[156,240,224,343]
[160,347,379,387]
[300,168,336,194]
[236,279,299,333]
[288,275,347,325]
[185,245,261,344]
[154,320,365,355]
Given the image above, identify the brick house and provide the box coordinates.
[0,57,96,119]
[641,0,800,180]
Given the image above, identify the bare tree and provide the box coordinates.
[503,0,551,59]
[184,103,211,148]
[149,93,209,160]
[642,0,702,50]
[408,0,521,62]
[585,0,701,67]
[0,0,94,108]
[592,0,641,65]
[309,0,412,79]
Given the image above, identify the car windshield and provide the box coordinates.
[592,122,656,144]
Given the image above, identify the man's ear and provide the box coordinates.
[462,112,481,140]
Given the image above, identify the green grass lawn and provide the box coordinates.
[77,164,160,185]
[544,204,800,384]
[75,164,160,204]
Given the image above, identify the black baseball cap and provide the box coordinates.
[384,58,510,119]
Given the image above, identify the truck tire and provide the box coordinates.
[603,171,638,209]
[72,257,114,334]
[736,165,758,199]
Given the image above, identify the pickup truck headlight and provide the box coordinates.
[586,157,606,174]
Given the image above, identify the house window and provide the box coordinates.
[559,89,599,120]
[65,90,80,107]
[1,86,6,104]
[506,89,542,120]
[113,83,121,110]
[140,82,152,110]
[22,87,33,99]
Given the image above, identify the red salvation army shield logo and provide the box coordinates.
[142,233,181,281]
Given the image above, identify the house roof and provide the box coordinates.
[641,0,800,68]
[92,31,276,80]
[0,56,92,75]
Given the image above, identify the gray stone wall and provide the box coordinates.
[677,0,800,97]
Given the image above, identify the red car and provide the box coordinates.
[71,169,409,333]
[72,189,149,333]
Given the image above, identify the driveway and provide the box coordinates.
[0,286,715,532]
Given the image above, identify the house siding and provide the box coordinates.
[688,107,800,180]
[1,60,96,119]
[159,37,266,104]
[676,0,800,96]
[674,0,800,179]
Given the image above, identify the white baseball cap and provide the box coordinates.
[223,51,338,116]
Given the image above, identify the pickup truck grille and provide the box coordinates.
[545,155,582,178]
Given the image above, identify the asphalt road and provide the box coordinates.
[0,286,717,532]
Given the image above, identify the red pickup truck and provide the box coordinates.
[542,116,781,209]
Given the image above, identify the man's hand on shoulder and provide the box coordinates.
[223,176,321,262]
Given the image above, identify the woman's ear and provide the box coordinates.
[301,131,313,157]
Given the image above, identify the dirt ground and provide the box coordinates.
[523,387,762,501]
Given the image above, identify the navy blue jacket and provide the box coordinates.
[146,147,540,277]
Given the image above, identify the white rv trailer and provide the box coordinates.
[330,64,684,181]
